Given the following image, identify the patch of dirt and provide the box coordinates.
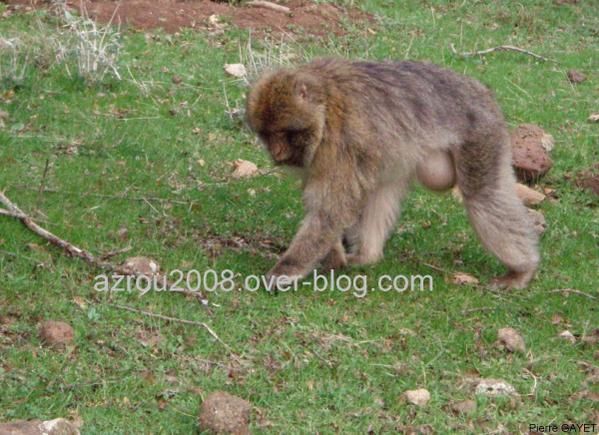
[7,0,371,37]
[39,320,74,348]
[575,163,599,196]
[197,231,286,260]
[198,391,252,435]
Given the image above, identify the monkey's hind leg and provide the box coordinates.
[346,181,406,265]
[456,142,540,289]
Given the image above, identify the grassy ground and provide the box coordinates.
[0,1,597,433]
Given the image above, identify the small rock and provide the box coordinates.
[39,321,74,347]
[449,399,476,415]
[171,75,182,85]
[0,110,8,128]
[588,113,599,123]
[451,272,479,286]
[231,159,258,179]
[559,330,576,344]
[475,379,517,397]
[395,425,434,434]
[527,208,547,235]
[497,327,526,353]
[116,226,129,241]
[199,391,251,435]
[120,256,160,276]
[567,69,586,84]
[402,388,431,406]
[0,418,80,435]
[72,296,87,310]
[208,14,221,26]
[516,183,546,206]
[224,63,247,79]
[511,124,554,182]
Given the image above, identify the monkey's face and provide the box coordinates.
[246,71,325,167]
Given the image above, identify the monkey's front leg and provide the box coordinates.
[267,211,343,286]
[321,239,347,271]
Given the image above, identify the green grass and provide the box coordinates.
[0,1,597,433]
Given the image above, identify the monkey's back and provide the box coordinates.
[300,58,506,149]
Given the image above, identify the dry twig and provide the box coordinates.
[99,246,132,261]
[450,43,553,62]
[109,303,238,358]
[0,190,110,268]
[549,288,596,300]
[461,306,495,315]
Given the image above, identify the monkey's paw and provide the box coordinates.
[321,250,347,271]
[265,264,305,291]
[346,253,381,266]
[490,270,535,290]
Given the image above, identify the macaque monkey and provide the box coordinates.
[246,59,540,289]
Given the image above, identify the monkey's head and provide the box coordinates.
[246,69,326,167]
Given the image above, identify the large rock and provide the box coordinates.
[511,124,554,183]
[198,391,251,434]
[0,418,79,435]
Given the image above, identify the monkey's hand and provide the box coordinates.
[266,211,344,290]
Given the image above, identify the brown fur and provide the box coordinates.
[246,58,540,289]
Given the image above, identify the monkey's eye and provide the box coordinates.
[285,131,296,144]
[285,129,307,145]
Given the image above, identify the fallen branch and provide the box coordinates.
[549,288,596,300]
[450,43,553,62]
[0,208,16,218]
[247,1,290,14]
[0,190,110,268]
[99,246,132,261]
[110,303,238,357]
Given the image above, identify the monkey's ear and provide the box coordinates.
[298,83,309,100]
[294,74,317,101]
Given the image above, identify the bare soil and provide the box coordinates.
[576,163,599,196]
[5,0,370,37]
